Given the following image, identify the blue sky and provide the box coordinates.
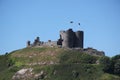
[0,0,120,57]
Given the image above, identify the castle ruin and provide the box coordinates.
[58,28,83,48]
[27,28,84,48]
[26,28,105,56]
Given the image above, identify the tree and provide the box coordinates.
[111,54,120,63]
[111,54,120,75]
[99,56,111,73]
[114,60,120,75]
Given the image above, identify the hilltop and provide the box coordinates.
[0,28,120,80]
[0,47,120,80]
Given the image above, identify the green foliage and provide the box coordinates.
[99,56,112,73]
[0,55,8,71]
[8,66,22,73]
[7,58,15,67]
[99,54,120,75]
[80,53,98,64]
[32,64,120,80]
[15,61,23,67]
[0,47,120,80]
[114,60,120,75]
[99,73,120,80]
[0,65,23,80]
[111,54,120,75]
[0,55,22,80]
[46,64,103,80]
[59,50,98,64]
[112,55,120,62]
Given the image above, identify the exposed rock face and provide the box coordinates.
[34,70,46,80]
[83,47,105,56]
[12,68,33,80]
[70,47,105,56]
[12,68,46,80]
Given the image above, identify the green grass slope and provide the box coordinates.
[0,47,120,80]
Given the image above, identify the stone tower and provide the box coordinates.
[74,31,84,48]
[59,28,84,48]
[33,37,40,46]
[60,29,74,48]
[27,41,31,47]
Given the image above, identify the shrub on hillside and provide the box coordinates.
[99,56,112,73]
[80,54,98,64]
[111,54,120,75]
[114,60,120,75]
[99,54,120,75]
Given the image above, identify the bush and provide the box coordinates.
[99,56,112,73]
[114,60,120,75]
[99,54,120,75]
[112,55,120,62]
[80,54,97,64]
[111,55,120,75]
[7,58,15,67]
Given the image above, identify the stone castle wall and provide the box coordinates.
[75,31,84,48]
[43,41,57,47]
[59,29,83,48]
[26,29,105,56]
[27,38,57,47]
[27,28,84,48]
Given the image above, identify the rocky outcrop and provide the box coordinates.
[12,68,33,80]
[83,47,105,56]
[12,68,46,80]
[71,47,105,56]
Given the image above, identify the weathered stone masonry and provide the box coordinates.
[27,28,84,48]
[26,28,105,56]
[59,28,83,48]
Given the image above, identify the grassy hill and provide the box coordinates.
[0,47,120,80]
